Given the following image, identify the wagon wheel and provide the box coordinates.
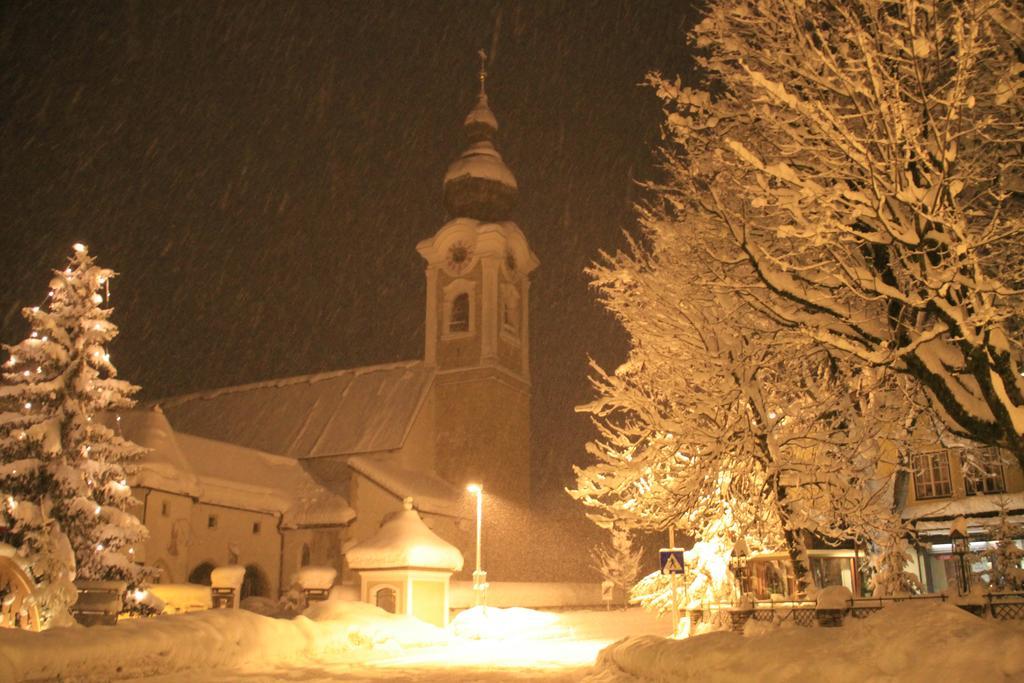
[0,556,41,631]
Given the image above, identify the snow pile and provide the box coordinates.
[147,583,211,614]
[303,599,447,652]
[815,585,852,610]
[449,606,569,640]
[0,598,446,681]
[587,601,1024,682]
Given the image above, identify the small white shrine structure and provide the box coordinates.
[346,498,464,627]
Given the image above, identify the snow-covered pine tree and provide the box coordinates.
[0,243,149,625]
[985,502,1024,591]
[867,523,922,597]
[630,535,735,628]
[592,525,643,607]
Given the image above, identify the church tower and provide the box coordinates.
[417,56,538,514]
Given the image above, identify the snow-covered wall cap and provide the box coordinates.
[294,566,337,590]
[211,565,246,589]
[345,499,464,571]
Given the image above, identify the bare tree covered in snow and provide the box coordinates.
[570,200,909,593]
[651,0,1024,468]
[0,245,149,625]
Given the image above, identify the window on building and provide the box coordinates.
[252,522,261,535]
[207,515,218,529]
[375,587,397,614]
[501,285,520,337]
[449,292,469,333]
[964,449,1006,496]
[301,544,311,567]
[161,501,170,517]
[810,556,857,594]
[912,452,953,499]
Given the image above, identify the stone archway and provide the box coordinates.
[188,561,215,586]
[241,564,269,599]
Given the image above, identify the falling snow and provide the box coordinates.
[0,3,698,539]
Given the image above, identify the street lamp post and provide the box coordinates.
[730,538,750,599]
[466,483,487,606]
[950,518,971,596]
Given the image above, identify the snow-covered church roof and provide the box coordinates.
[159,361,434,458]
[117,407,355,528]
[348,455,462,517]
[346,498,464,571]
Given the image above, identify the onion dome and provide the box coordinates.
[443,53,518,222]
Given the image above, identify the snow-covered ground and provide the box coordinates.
[588,601,1024,682]
[3,599,1023,682]
[0,602,669,682]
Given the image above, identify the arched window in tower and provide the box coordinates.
[449,292,470,333]
[501,284,520,338]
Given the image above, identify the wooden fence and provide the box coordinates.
[685,592,1024,634]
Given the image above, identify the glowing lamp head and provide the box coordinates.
[72,242,86,253]
[466,483,482,494]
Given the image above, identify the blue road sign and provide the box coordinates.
[659,548,685,575]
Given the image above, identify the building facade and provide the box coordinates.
[902,446,1024,592]
[125,81,538,594]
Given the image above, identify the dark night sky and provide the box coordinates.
[0,1,697,513]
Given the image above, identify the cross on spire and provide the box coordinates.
[477,49,488,96]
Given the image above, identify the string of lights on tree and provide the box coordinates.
[0,243,150,626]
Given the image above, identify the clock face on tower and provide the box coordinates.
[447,242,472,274]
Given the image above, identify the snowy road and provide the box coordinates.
[129,608,671,682]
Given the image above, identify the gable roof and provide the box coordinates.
[119,407,355,528]
[159,361,434,459]
[349,455,464,517]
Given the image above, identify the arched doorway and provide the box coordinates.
[374,586,397,614]
[240,564,269,599]
[188,561,214,586]
[151,559,173,584]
